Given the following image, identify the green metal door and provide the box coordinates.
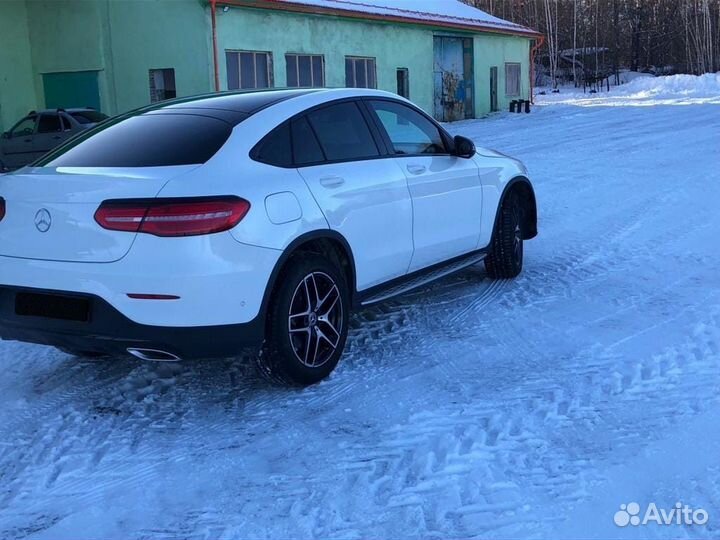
[43,71,101,111]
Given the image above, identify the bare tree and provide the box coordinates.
[465,0,720,77]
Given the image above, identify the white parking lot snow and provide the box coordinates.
[2,76,720,539]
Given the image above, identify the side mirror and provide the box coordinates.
[453,135,476,158]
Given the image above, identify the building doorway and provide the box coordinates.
[433,36,474,121]
[490,66,499,112]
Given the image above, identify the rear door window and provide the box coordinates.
[37,114,62,133]
[254,122,292,167]
[291,116,324,165]
[42,113,233,168]
[305,102,379,162]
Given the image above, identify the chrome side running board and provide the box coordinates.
[361,251,487,306]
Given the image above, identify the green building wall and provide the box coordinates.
[216,8,435,115]
[0,0,36,133]
[0,0,534,129]
[216,5,532,119]
[18,0,212,117]
[473,34,531,115]
[103,0,213,114]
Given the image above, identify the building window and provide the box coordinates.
[149,68,176,103]
[226,51,273,90]
[396,68,409,98]
[505,63,521,96]
[286,54,324,88]
[345,56,376,89]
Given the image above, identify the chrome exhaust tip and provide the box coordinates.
[127,347,182,362]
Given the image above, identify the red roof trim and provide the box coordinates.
[217,0,542,38]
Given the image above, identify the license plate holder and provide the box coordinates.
[15,292,90,322]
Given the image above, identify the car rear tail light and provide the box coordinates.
[95,197,250,237]
[0,198,5,222]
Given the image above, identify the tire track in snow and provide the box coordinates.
[298,303,720,538]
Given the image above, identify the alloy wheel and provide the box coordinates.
[288,271,343,368]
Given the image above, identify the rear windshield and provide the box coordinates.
[42,114,233,168]
[70,111,108,124]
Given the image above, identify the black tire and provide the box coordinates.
[257,253,350,386]
[485,190,524,279]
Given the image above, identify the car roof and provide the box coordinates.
[33,108,99,114]
[128,88,404,125]
[154,88,406,113]
[155,88,323,114]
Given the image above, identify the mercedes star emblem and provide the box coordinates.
[34,208,52,233]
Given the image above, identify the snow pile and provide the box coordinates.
[616,72,720,99]
[617,70,654,85]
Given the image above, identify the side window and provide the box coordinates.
[10,116,37,138]
[37,114,62,134]
[368,100,447,155]
[149,68,177,103]
[226,51,273,90]
[254,122,292,167]
[291,116,324,165]
[396,68,410,98]
[286,54,324,88]
[305,102,379,162]
[345,57,377,89]
[505,63,521,96]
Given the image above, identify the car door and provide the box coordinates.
[33,113,70,158]
[366,99,483,272]
[1,115,38,168]
[294,100,414,290]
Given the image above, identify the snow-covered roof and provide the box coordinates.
[262,0,540,37]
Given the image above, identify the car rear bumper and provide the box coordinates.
[0,232,282,327]
[0,285,264,359]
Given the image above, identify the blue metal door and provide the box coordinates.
[433,37,474,121]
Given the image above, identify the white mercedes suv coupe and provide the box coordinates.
[0,88,536,385]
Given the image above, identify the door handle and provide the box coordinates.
[406,164,426,175]
[319,176,345,188]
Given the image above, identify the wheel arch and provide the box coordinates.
[494,176,538,241]
[258,230,357,323]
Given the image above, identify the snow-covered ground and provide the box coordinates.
[1,75,720,539]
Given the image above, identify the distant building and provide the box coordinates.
[0,0,540,131]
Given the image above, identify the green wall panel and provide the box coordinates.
[0,0,36,132]
[473,34,531,116]
[43,71,101,110]
[216,8,435,116]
